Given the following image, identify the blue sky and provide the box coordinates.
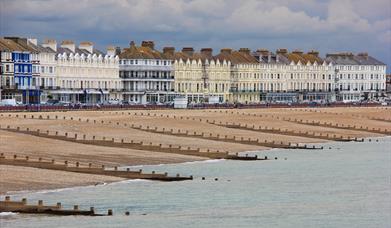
[1,0,390,71]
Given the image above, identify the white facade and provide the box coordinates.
[119,41,175,104]
[43,40,121,104]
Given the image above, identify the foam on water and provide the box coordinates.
[0,212,18,217]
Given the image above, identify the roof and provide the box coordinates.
[56,47,104,56]
[169,49,217,62]
[27,41,56,54]
[214,49,259,64]
[119,41,168,59]
[0,38,31,52]
[325,53,385,65]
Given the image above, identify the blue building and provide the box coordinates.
[3,37,40,104]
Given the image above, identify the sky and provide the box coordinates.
[0,0,390,71]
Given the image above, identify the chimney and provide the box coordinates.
[163,47,175,56]
[42,39,57,52]
[115,47,121,55]
[182,47,194,56]
[28,38,38,46]
[61,40,75,53]
[129,41,136,47]
[358,52,368,60]
[220,48,232,55]
[308,50,319,57]
[107,45,115,56]
[238,48,250,55]
[141,40,155,49]
[79,41,94,54]
[201,48,213,58]
[276,48,288,55]
[257,49,269,57]
[268,53,271,63]
[292,49,303,55]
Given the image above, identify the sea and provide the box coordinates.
[1,137,390,228]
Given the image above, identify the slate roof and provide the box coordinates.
[0,38,31,52]
[325,53,385,65]
[56,47,105,56]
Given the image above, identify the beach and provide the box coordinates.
[0,106,390,194]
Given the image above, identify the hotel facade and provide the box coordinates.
[119,41,175,104]
[0,37,387,105]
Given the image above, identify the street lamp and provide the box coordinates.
[333,68,340,102]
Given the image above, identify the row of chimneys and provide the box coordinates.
[42,40,121,56]
[134,40,320,58]
[8,38,365,60]
[41,40,98,54]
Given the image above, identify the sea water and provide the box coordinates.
[1,137,390,228]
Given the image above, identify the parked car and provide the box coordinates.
[46,99,60,105]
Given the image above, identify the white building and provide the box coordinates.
[42,40,121,104]
[27,39,57,103]
[119,41,175,104]
[325,53,387,102]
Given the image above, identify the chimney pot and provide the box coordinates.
[201,48,213,58]
[61,40,75,52]
[42,39,57,51]
[141,40,155,49]
[79,41,94,54]
[182,47,194,56]
[220,48,232,54]
[239,48,250,55]
[163,47,175,56]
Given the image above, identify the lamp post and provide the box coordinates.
[333,68,340,102]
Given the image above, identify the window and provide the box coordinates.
[6,65,9,72]
[41,66,45,73]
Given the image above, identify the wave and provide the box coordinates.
[0,212,17,217]
[125,159,225,169]
[109,179,151,185]
[181,159,224,165]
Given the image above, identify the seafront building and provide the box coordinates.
[168,47,231,103]
[25,38,57,103]
[42,40,121,104]
[214,48,261,103]
[254,49,335,103]
[0,37,38,104]
[0,36,388,105]
[119,41,175,104]
[325,53,387,102]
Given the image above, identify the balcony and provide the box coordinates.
[120,65,173,72]
[1,85,16,90]
[17,85,37,90]
[121,76,174,81]
[229,89,261,94]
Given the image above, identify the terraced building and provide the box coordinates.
[119,41,175,104]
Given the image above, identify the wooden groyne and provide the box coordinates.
[0,153,193,181]
[211,121,363,142]
[203,110,390,136]
[0,196,110,216]
[283,118,390,135]
[6,112,321,150]
[0,123,269,160]
[129,123,323,150]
